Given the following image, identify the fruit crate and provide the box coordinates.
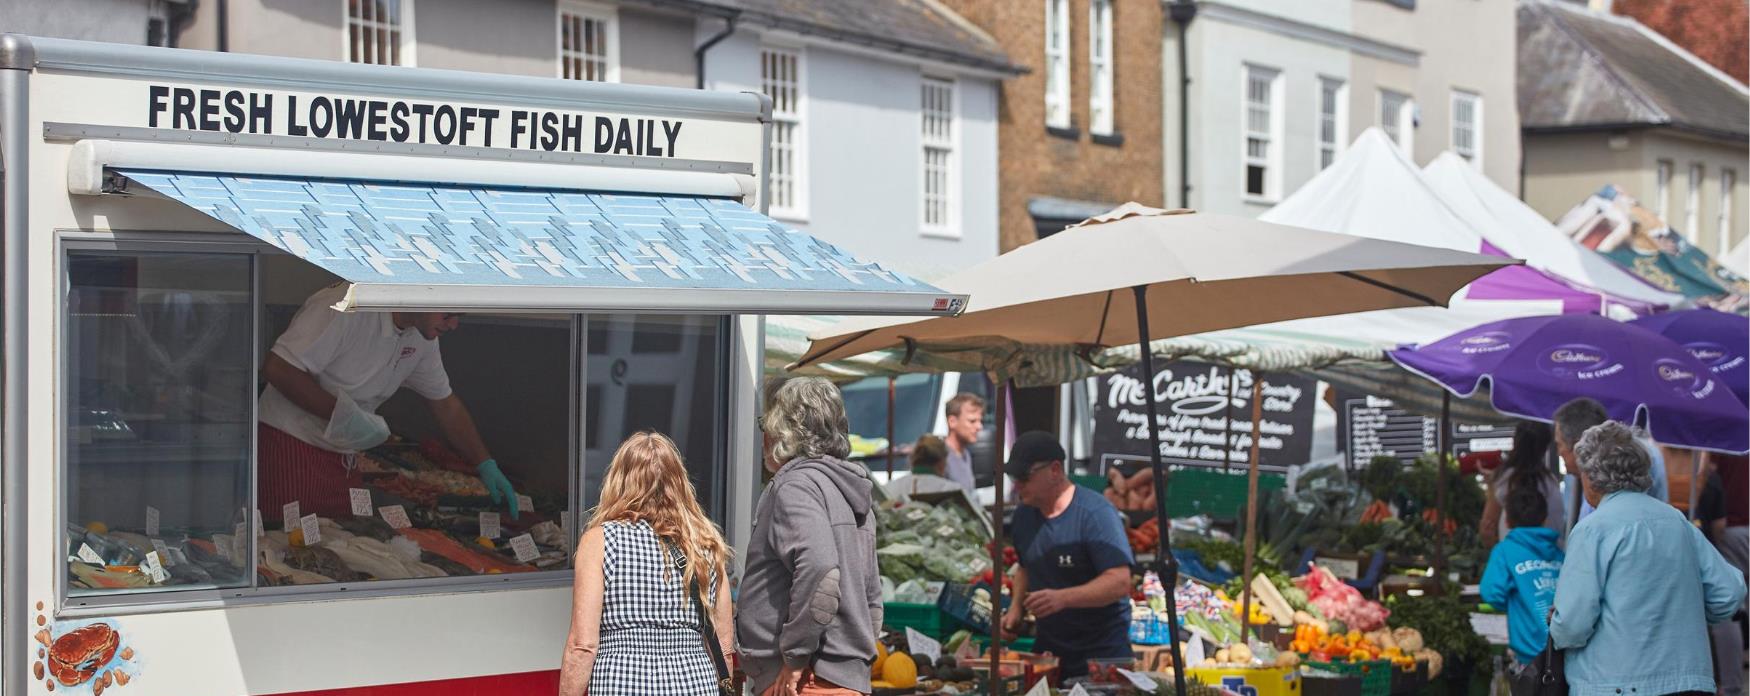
[884,601,953,640]
[1304,660,1392,696]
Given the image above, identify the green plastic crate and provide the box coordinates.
[1070,473,1109,492]
[1305,660,1392,696]
[1164,468,1287,519]
[884,601,952,639]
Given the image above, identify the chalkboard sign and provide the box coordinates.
[1337,390,1515,469]
[1091,361,1316,472]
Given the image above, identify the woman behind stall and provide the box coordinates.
[560,432,734,696]
[1479,421,1565,546]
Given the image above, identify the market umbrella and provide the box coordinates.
[795,205,1515,696]
[1629,309,1750,404]
[1387,314,1750,455]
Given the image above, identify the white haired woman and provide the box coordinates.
[737,377,882,696]
[1550,421,1745,696]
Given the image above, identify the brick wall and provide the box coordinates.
[1614,0,1749,84]
[936,0,1166,253]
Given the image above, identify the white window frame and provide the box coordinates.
[1720,169,1737,256]
[1451,90,1483,169]
[1656,159,1673,222]
[1088,0,1115,136]
[1378,89,1412,152]
[1241,64,1283,203]
[920,76,959,238]
[557,1,619,82]
[344,0,416,67]
[1687,163,1704,242]
[761,45,807,220]
[1317,77,1347,170]
[1044,0,1071,129]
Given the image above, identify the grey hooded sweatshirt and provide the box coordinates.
[736,456,882,695]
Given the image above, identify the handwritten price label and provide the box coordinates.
[509,533,539,563]
[77,544,103,565]
[145,506,160,537]
[349,488,373,517]
[282,502,301,533]
[299,514,322,545]
[479,512,501,539]
[379,505,411,529]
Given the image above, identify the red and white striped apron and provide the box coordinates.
[258,423,360,524]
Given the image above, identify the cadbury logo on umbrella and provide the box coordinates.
[1654,358,1716,399]
[1539,343,1622,380]
[1685,341,1746,373]
[1459,331,1512,354]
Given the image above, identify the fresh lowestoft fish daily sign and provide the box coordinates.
[144,84,693,157]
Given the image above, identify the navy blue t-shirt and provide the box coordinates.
[1010,486,1134,661]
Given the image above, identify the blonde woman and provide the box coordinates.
[560,432,734,696]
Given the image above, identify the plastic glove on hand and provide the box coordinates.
[477,459,520,519]
[324,392,390,451]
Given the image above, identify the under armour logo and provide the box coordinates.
[1058,555,1073,568]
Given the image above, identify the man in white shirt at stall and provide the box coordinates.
[256,282,520,524]
[942,392,985,495]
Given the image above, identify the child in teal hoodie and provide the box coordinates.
[1481,484,1566,664]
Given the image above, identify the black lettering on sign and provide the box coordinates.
[612,118,634,154]
[458,106,479,147]
[561,113,583,153]
[433,104,457,145]
[198,89,221,131]
[410,103,434,143]
[309,97,334,138]
[662,121,682,158]
[334,98,367,140]
[286,95,308,136]
[249,92,273,133]
[510,111,530,149]
[148,85,170,128]
[172,88,196,130]
[390,102,411,142]
[594,116,613,153]
[367,100,388,141]
[476,108,500,148]
[540,111,560,152]
[223,90,246,133]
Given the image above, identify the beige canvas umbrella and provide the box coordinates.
[794,205,1516,370]
[793,204,1516,696]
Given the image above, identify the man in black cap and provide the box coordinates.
[998,431,1135,677]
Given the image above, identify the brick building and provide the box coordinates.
[935,0,1165,252]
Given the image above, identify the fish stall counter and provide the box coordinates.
[0,35,965,695]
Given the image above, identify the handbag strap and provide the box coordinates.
[673,544,732,684]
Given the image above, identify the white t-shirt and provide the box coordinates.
[257,283,453,452]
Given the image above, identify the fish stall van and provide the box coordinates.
[0,35,962,694]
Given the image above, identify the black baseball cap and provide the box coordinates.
[1004,431,1067,480]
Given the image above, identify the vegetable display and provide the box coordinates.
[874,499,990,585]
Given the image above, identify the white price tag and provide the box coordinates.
[1023,676,1053,696]
[77,543,103,565]
[213,534,234,561]
[253,509,264,539]
[516,494,534,514]
[904,628,941,664]
[923,581,947,603]
[379,505,411,530]
[145,506,160,537]
[299,514,322,545]
[1185,636,1207,666]
[349,488,373,517]
[1117,668,1158,692]
[150,539,174,566]
[282,502,301,533]
[509,533,539,563]
[231,523,248,562]
[906,509,928,521]
[479,511,501,539]
[142,551,167,583]
[1067,685,1091,696]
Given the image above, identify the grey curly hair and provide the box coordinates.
[1572,420,1653,496]
[764,377,852,464]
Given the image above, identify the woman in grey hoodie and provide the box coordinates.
[738,378,883,696]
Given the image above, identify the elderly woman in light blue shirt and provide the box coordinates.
[1550,421,1746,696]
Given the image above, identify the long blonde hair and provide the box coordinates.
[587,431,730,606]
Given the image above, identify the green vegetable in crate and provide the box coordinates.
[1385,593,1489,675]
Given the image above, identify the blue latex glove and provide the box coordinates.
[477,459,520,519]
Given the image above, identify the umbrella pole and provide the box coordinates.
[1239,377,1264,644]
[1225,369,1242,474]
[887,375,897,480]
[989,377,1010,696]
[1688,450,1703,521]
[1435,391,1450,579]
[1132,285,1188,696]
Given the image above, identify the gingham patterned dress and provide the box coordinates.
[590,520,720,696]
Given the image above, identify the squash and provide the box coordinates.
[871,641,888,677]
[881,651,918,689]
